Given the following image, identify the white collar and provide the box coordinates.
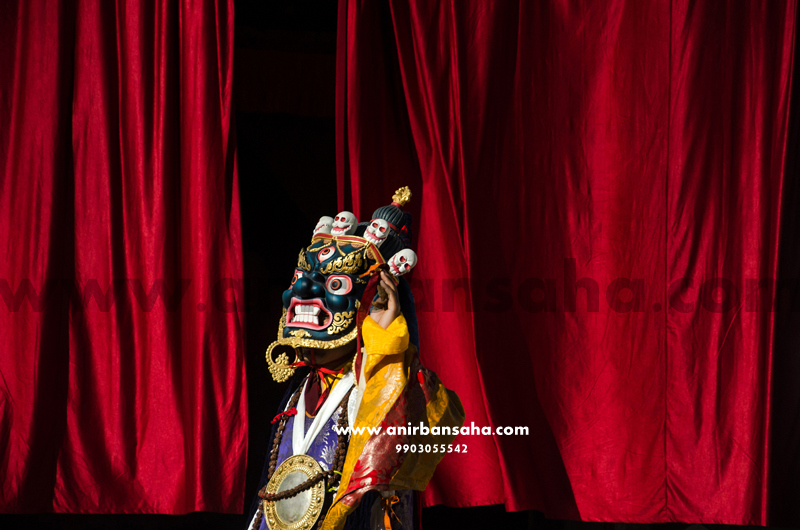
[292,371,355,456]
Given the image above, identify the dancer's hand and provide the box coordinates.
[371,271,400,329]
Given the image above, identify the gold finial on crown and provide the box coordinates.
[392,186,412,207]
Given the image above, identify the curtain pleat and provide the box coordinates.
[336,0,798,524]
[0,0,247,514]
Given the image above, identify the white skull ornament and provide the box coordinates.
[364,219,390,248]
[388,249,417,277]
[331,211,358,235]
[313,216,333,236]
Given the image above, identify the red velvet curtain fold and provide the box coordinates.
[337,0,798,525]
[0,0,246,514]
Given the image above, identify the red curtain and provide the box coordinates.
[337,0,798,525]
[0,0,246,514]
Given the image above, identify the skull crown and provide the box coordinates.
[331,211,358,235]
[364,219,390,247]
[313,216,333,236]
[313,186,419,273]
[388,249,417,276]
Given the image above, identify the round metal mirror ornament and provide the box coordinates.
[261,454,326,530]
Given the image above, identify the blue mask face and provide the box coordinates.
[280,237,377,347]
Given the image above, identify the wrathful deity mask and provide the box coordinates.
[266,187,420,380]
[279,236,383,349]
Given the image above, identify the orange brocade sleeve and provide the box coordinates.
[322,315,465,530]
